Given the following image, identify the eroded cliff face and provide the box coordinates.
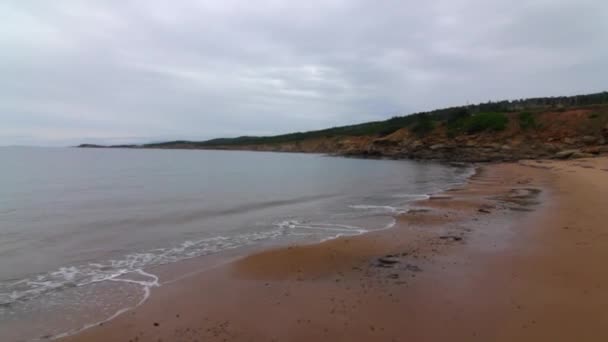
[210,108,608,162]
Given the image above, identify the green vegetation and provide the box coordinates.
[587,109,608,119]
[445,108,471,137]
[445,111,508,136]
[447,108,471,125]
[518,112,537,130]
[584,108,608,134]
[465,112,509,133]
[180,116,417,147]
[410,113,435,136]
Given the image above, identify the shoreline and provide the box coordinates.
[57,157,608,341]
[75,143,608,163]
[1,153,473,342]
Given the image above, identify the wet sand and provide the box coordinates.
[62,157,608,342]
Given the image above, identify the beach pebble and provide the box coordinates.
[377,256,400,265]
[429,195,453,200]
[439,235,463,242]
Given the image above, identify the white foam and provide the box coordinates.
[349,204,407,214]
[320,233,347,242]
[0,228,287,307]
[318,217,396,242]
[275,220,368,234]
[382,217,397,230]
[49,270,158,341]
[390,194,430,200]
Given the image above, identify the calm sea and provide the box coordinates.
[0,147,472,340]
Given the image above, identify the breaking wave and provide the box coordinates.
[0,228,287,307]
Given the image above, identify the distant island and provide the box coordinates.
[79,91,608,162]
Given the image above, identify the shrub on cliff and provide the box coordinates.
[445,108,471,137]
[518,112,537,130]
[411,113,435,136]
[447,108,471,124]
[465,112,509,133]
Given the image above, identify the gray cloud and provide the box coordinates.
[1,0,607,146]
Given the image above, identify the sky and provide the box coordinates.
[1,0,607,146]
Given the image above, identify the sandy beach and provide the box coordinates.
[60,157,608,342]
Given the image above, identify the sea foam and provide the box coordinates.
[0,228,287,307]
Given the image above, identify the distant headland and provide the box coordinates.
[79,91,608,162]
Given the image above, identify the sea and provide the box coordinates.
[0,147,473,341]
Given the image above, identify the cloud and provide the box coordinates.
[1,0,607,146]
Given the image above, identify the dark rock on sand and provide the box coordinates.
[555,149,580,159]
[439,235,463,242]
[571,151,594,159]
[377,256,400,266]
[404,264,423,272]
[429,195,452,200]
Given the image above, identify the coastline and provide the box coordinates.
[60,157,608,341]
[76,98,608,163]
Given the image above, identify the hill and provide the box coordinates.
[79,91,608,162]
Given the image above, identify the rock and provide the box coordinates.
[599,137,606,145]
[429,143,446,150]
[583,145,608,154]
[429,195,452,200]
[372,139,399,146]
[439,235,463,241]
[478,208,491,214]
[563,137,576,145]
[501,145,512,151]
[405,264,422,272]
[570,151,594,159]
[581,135,597,144]
[542,143,560,153]
[378,256,400,265]
[409,140,423,149]
[407,208,431,214]
[554,149,580,159]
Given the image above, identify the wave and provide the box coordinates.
[349,204,408,214]
[48,269,159,341]
[78,193,338,229]
[0,217,377,308]
[319,217,396,242]
[276,219,368,234]
[390,194,430,200]
[0,228,287,307]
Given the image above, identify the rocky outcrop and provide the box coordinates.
[582,136,597,144]
[213,132,607,162]
[555,149,580,159]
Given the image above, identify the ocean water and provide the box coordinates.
[0,147,473,340]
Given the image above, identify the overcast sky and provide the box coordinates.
[1,0,607,146]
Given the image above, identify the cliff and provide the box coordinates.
[211,107,608,162]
